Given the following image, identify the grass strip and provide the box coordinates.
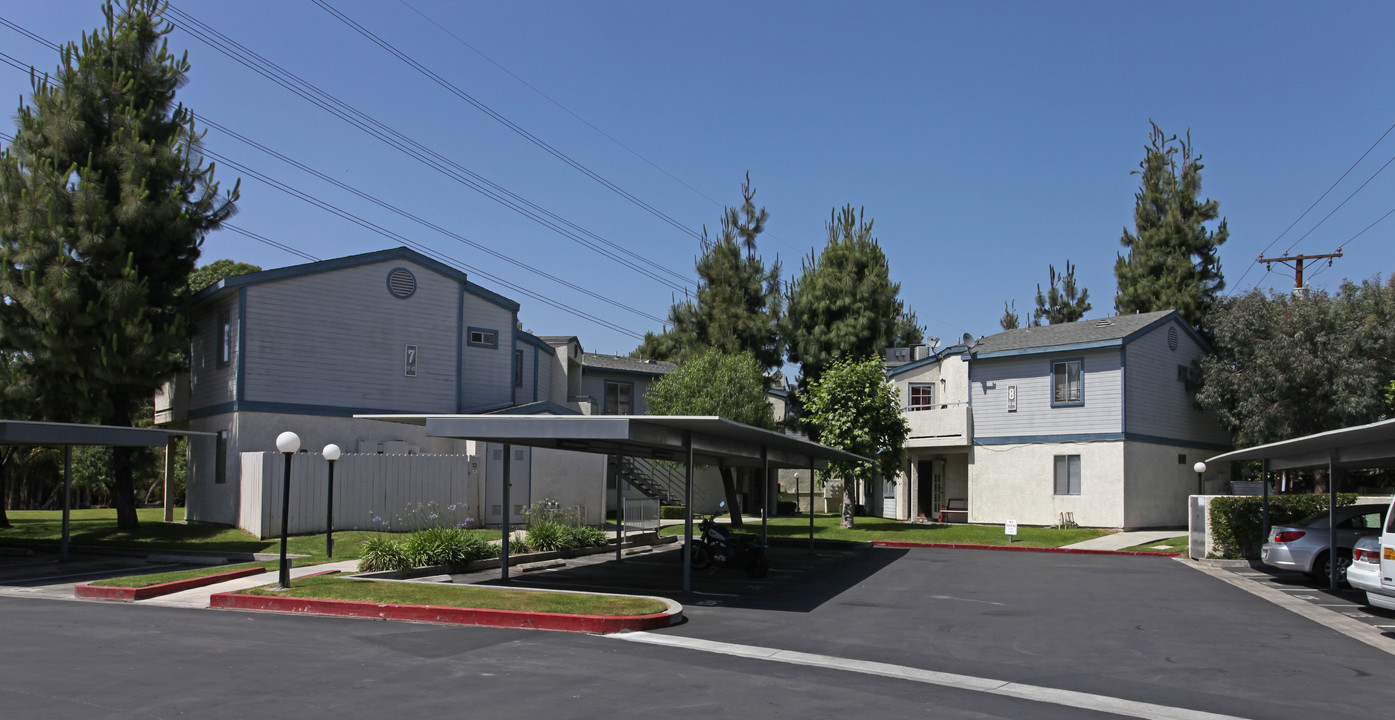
[88,560,281,588]
[238,575,668,616]
[1119,536,1188,553]
[0,508,499,566]
[661,515,1110,547]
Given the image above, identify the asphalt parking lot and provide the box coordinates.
[1218,561,1395,635]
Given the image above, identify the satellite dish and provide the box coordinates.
[928,337,941,350]
[961,332,973,346]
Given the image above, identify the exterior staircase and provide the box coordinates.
[617,456,686,505]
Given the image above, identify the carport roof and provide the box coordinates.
[0,420,211,446]
[355,414,867,469]
[1204,417,1395,471]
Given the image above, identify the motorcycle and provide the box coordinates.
[690,504,769,578]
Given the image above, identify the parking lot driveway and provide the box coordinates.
[643,546,1395,719]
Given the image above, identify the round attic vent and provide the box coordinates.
[1167,326,1179,351]
[386,267,417,299]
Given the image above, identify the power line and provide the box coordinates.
[203,118,668,325]
[161,4,693,293]
[311,0,702,244]
[0,32,649,340]
[1234,119,1395,290]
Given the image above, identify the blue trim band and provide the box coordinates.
[456,284,465,414]
[974,431,1229,452]
[516,331,557,355]
[189,400,454,420]
[582,366,671,380]
[235,288,247,403]
[974,339,1122,359]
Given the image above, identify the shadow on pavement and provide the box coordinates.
[457,542,907,613]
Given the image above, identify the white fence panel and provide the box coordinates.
[241,452,477,539]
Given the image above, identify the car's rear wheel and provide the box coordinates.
[1309,551,1352,585]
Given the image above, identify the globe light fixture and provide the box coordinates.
[275,431,301,589]
[323,444,342,558]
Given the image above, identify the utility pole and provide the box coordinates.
[1257,250,1343,292]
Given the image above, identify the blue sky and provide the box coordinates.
[3,1,1394,359]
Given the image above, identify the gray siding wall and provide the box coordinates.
[189,294,239,410]
[971,348,1122,439]
[518,344,536,403]
[460,293,513,411]
[537,349,555,403]
[1124,320,1230,445]
[581,373,656,415]
[242,260,460,412]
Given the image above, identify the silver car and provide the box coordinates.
[1260,503,1388,582]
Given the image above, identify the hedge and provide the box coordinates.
[1209,493,1358,559]
[660,505,688,520]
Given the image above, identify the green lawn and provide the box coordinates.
[661,515,1111,547]
[1120,535,1188,553]
[89,560,281,588]
[240,574,669,616]
[0,507,496,567]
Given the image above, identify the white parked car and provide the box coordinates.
[1346,535,1394,610]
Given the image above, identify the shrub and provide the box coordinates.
[358,536,411,573]
[402,527,498,571]
[508,531,531,554]
[525,521,568,552]
[564,525,607,549]
[660,505,688,520]
[1209,493,1358,559]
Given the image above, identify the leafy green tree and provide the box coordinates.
[645,348,773,525]
[0,1,238,530]
[999,300,1021,331]
[188,259,260,294]
[1195,278,1395,447]
[784,205,922,396]
[1032,260,1092,325]
[635,174,781,371]
[1115,121,1227,339]
[801,356,909,529]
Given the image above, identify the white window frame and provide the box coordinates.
[1054,454,1081,495]
[908,383,934,411]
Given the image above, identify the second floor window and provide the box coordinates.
[1052,359,1083,405]
[217,308,231,367]
[908,384,934,410]
[605,381,632,415]
[514,350,524,388]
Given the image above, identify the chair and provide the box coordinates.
[939,498,968,523]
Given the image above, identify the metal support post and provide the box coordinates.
[501,443,512,582]
[615,456,624,563]
[683,431,693,594]
[61,447,71,561]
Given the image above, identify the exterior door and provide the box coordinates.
[485,443,531,526]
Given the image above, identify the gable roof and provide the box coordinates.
[192,246,520,312]
[581,353,677,377]
[970,310,1203,358]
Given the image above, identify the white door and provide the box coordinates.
[485,443,531,526]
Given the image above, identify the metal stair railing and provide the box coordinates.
[617,456,687,505]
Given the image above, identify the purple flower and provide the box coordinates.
[428,513,439,520]
[448,504,457,511]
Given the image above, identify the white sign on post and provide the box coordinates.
[1005,519,1018,539]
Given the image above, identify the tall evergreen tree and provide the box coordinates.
[0,1,238,530]
[1032,260,1092,325]
[784,205,921,394]
[1115,121,1227,337]
[634,173,781,371]
[999,300,1021,331]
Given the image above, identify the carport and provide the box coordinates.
[358,414,867,592]
[0,420,214,560]
[1205,417,1395,591]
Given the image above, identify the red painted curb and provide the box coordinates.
[208,592,681,634]
[75,566,269,601]
[871,541,1180,557]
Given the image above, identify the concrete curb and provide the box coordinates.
[74,566,269,602]
[871,541,1180,557]
[208,590,683,634]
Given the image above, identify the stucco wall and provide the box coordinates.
[968,441,1125,527]
[1123,441,1224,528]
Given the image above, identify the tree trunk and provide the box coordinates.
[110,405,139,530]
[841,481,855,529]
[0,448,11,528]
[719,467,743,528]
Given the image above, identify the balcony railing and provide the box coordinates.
[903,403,971,447]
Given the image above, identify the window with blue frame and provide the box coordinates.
[1051,359,1082,405]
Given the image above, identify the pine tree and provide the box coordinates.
[784,205,921,395]
[1115,121,1227,337]
[634,173,781,371]
[0,1,238,530]
[999,300,1020,331]
[1032,260,1092,325]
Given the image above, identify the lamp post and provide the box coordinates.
[1193,461,1207,496]
[275,431,301,589]
[323,444,342,559]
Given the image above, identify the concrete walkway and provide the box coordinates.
[1060,530,1185,551]
[140,559,362,609]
